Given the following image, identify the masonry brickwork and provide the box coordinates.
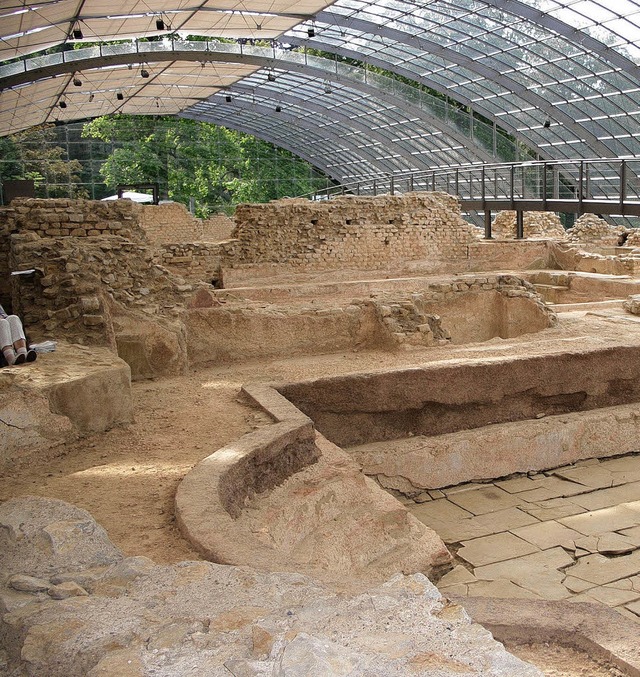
[139,203,204,244]
[491,211,567,239]
[0,198,145,310]
[232,193,478,272]
[201,214,235,242]
[566,213,626,247]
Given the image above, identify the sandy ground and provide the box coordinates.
[2,310,640,564]
[2,312,640,675]
[506,643,625,677]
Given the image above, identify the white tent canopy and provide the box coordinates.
[101,191,155,203]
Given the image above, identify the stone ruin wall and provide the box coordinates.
[139,203,236,246]
[139,202,204,244]
[491,210,567,239]
[566,213,626,247]
[201,213,235,241]
[0,198,145,310]
[231,192,479,273]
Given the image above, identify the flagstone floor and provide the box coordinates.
[408,452,640,621]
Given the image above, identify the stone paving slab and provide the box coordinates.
[457,533,539,567]
[412,454,640,621]
[569,481,640,511]
[446,485,521,515]
[438,507,539,544]
[552,465,624,489]
[559,504,640,536]
[516,497,586,521]
[563,550,640,586]
[511,520,581,550]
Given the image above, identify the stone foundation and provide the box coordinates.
[491,211,567,240]
[351,404,640,492]
[277,345,640,447]
[0,344,133,470]
[176,383,451,583]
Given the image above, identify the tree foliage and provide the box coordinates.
[82,115,329,215]
[0,126,86,199]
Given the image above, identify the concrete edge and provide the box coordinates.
[175,382,319,567]
[452,596,640,677]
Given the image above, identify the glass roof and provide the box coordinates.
[2,0,640,182]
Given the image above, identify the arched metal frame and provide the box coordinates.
[3,0,640,184]
[0,44,500,164]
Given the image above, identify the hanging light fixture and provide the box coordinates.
[73,75,82,86]
[89,93,95,102]
[58,100,67,109]
[156,18,165,30]
[543,118,551,128]
[324,81,333,94]
[275,104,282,112]
[268,71,276,82]
[116,91,124,101]
[225,94,232,103]
[307,27,315,38]
[140,68,149,78]
[72,25,83,40]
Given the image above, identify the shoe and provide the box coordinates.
[26,349,37,362]
[14,353,25,365]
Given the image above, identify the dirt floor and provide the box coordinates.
[505,643,626,677]
[2,309,640,564]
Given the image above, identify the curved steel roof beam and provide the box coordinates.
[483,0,640,81]
[304,11,614,157]
[215,83,491,168]
[185,101,401,176]
[0,44,512,160]
[183,113,384,184]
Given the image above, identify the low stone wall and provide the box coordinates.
[232,192,478,272]
[159,240,236,283]
[467,239,552,271]
[277,345,640,447]
[0,344,133,470]
[491,211,567,239]
[139,202,203,244]
[526,270,640,304]
[549,242,640,275]
[185,275,556,367]
[351,404,640,492]
[175,383,450,583]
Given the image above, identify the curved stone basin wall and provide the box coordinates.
[175,384,451,583]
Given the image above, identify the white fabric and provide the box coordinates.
[0,315,26,347]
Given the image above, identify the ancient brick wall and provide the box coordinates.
[0,198,145,240]
[0,198,146,312]
[139,203,204,244]
[201,214,235,242]
[566,213,626,247]
[159,241,237,284]
[491,211,567,239]
[232,192,477,271]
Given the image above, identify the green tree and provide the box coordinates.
[0,126,86,199]
[82,115,329,215]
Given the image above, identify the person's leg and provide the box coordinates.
[7,315,27,363]
[0,318,18,365]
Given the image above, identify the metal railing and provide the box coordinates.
[305,159,640,216]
